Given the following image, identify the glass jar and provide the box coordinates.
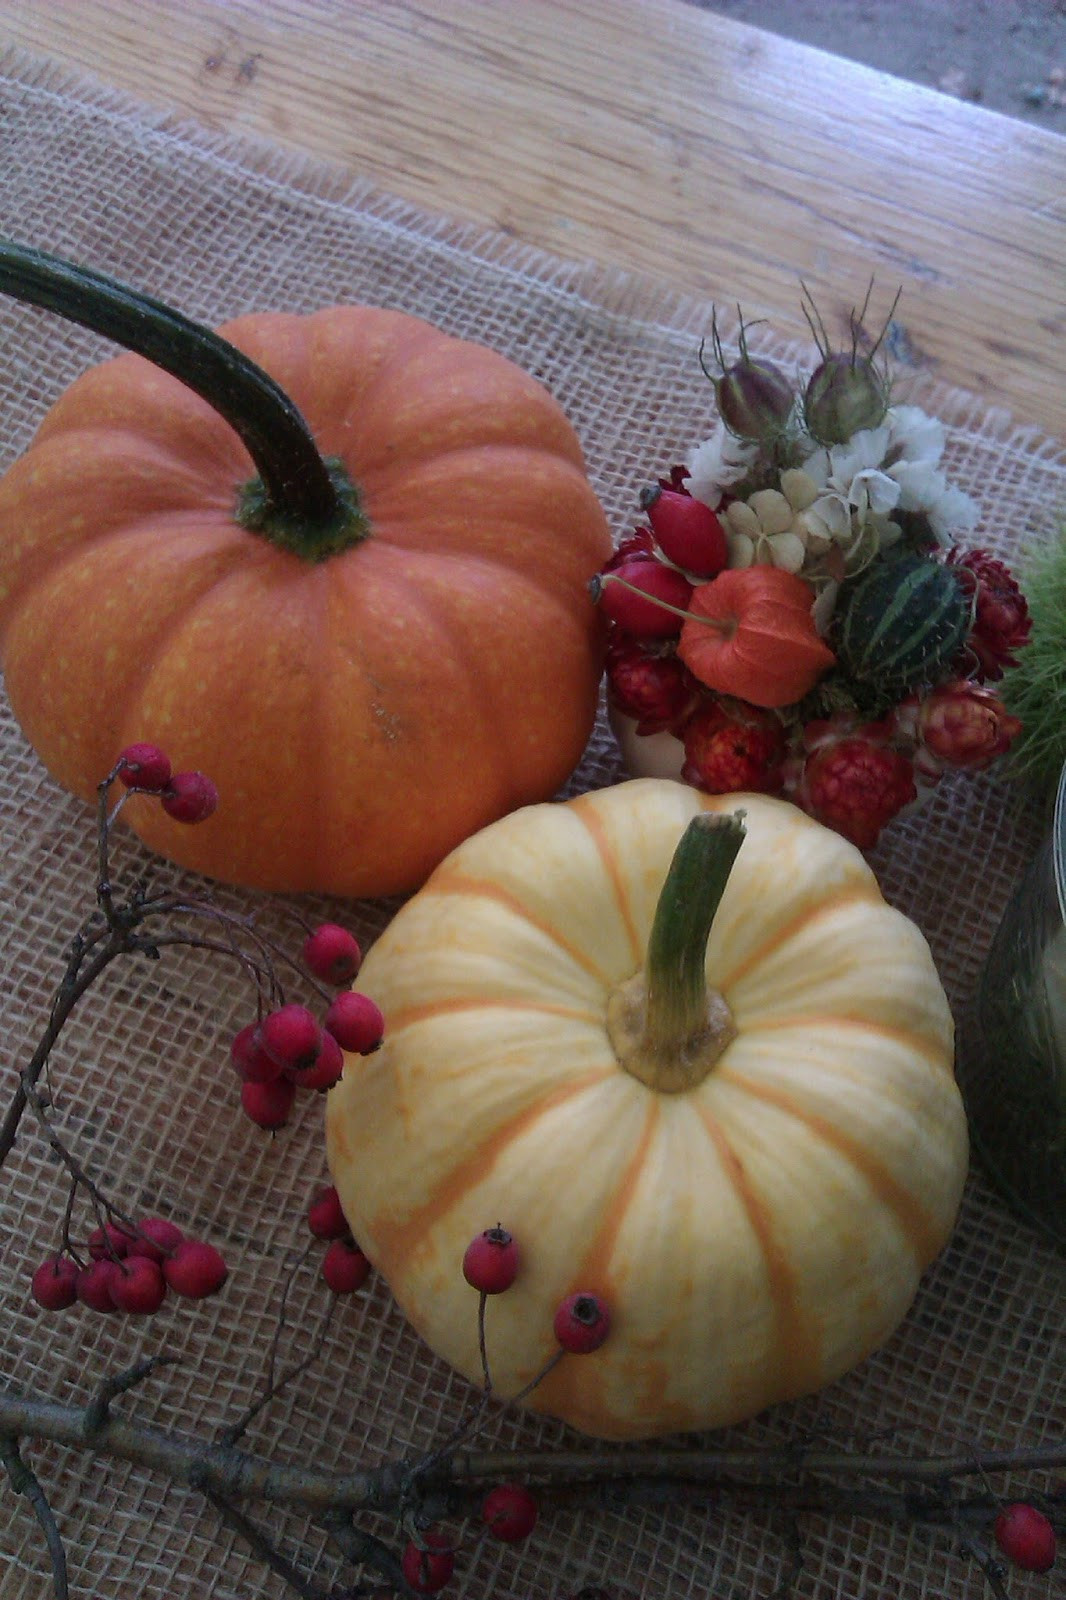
[958,765,1066,1250]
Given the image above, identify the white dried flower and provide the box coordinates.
[683,422,759,507]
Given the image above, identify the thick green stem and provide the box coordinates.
[607,811,746,1091]
[0,239,364,555]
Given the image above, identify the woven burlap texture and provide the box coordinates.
[0,49,1063,1600]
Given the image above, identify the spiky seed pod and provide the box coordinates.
[716,356,795,442]
[832,554,971,695]
[804,352,889,445]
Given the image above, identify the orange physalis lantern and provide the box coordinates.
[677,566,835,708]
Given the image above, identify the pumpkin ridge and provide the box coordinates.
[2,516,261,793]
[532,1097,661,1425]
[423,870,616,989]
[382,996,605,1032]
[695,1104,822,1397]
[714,886,886,990]
[715,1068,942,1266]
[569,792,644,971]
[369,1066,610,1269]
[336,317,456,444]
[749,1013,952,1072]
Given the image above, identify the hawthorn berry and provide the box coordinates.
[462,1227,519,1294]
[162,1239,228,1299]
[109,1256,167,1315]
[87,1221,134,1261]
[322,1237,372,1294]
[993,1502,1057,1573]
[400,1530,455,1594]
[554,1292,610,1353]
[303,922,362,985]
[323,992,384,1055]
[481,1482,538,1542]
[117,742,172,792]
[307,1184,348,1240]
[259,1004,322,1074]
[128,1216,184,1264]
[161,771,219,824]
[240,1076,297,1130]
[230,1022,284,1085]
[287,1028,344,1091]
[31,1256,79,1311]
[76,1259,122,1313]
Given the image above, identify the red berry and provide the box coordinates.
[401,1531,455,1594]
[162,1239,228,1299]
[117,742,172,791]
[641,486,728,578]
[109,1256,167,1315]
[128,1217,185,1264]
[230,1023,284,1084]
[993,1503,1056,1573]
[590,559,693,640]
[324,992,384,1055]
[462,1227,519,1294]
[303,923,362,985]
[240,1076,297,1130]
[87,1222,134,1261]
[259,1004,322,1073]
[286,1029,344,1091]
[481,1482,538,1542]
[161,771,219,823]
[31,1256,79,1311]
[307,1185,348,1240]
[554,1292,610,1353]
[76,1259,121,1313]
[321,1237,372,1294]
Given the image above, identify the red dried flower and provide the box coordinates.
[602,526,656,572]
[605,636,701,734]
[681,699,786,795]
[946,547,1031,680]
[788,719,916,849]
[911,678,1022,770]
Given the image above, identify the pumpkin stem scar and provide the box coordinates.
[0,237,360,550]
[607,811,746,1092]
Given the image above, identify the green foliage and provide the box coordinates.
[1001,523,1066,798]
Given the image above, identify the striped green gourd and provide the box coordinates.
[833,553,971,693]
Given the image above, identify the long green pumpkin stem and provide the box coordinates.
[608,810,746,1092]
[644,811,746,1052]
[0,238,364,557]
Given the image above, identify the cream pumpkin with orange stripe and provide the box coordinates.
[325,777,967,1440]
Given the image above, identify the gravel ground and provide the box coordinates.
[690,0,1066,128]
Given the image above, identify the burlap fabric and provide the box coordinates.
[0,48,1063,1600]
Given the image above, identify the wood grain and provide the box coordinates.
[1,0,1064,435]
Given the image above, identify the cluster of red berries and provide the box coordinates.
[30,1216,227,1317]
[232,928,384,1132]
[305,1182,372,1294]
[116,742,218,823]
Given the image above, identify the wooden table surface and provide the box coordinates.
[1,0,1064,438]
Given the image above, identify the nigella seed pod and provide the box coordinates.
[716,357,795,443]
[803,352,888,445]
[700,307,795,444]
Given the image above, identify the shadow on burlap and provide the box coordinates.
[0,49,1063,1600]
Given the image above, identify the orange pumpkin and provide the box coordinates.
[0,244,611,895]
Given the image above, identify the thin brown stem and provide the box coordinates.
[0,1434,69,1600]
[204,1490,333,1600]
